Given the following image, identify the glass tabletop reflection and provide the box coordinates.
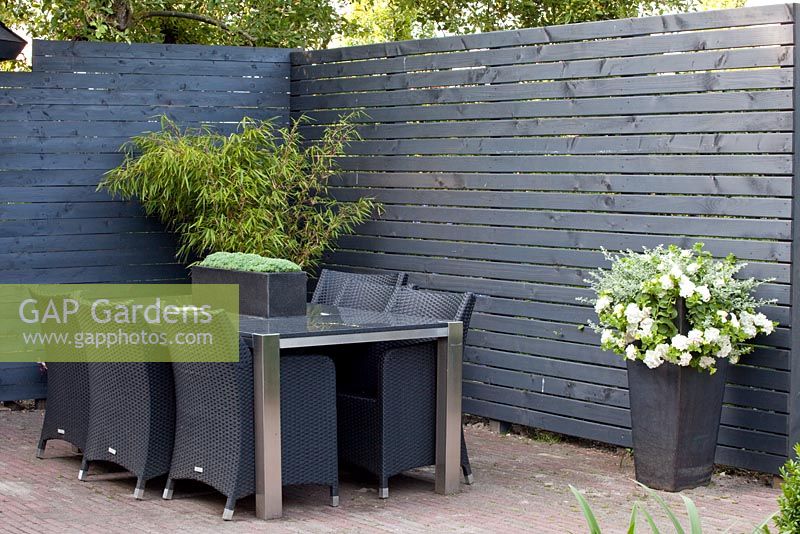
[239,304,449,339]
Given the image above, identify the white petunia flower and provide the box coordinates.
[687,329,704,345]
[625,303,643,325]
[638,318,654,337]
[601,329,615,345]
[698,356,715,369]
[671,334,690,351]
[678,276,696,298]
[680,249,692,258]
[753,313,774,335]
[669,265,684,279]
[695,285,711,302]
[625,344,638,360]
[729,314,740,329]
[716,336,732,359]
[686,263,700,274]
[643,350,663,369]
[716,310,728,323]
[678,352,692,366]
[613,303,624,315]
[704,327,721,344]
[594,295,612,313]
[713,277,726,288]
[659,274,674,290]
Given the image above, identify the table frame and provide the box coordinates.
[250,321,464,520]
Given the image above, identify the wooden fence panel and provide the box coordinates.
[292,4,797,473]
[0,41,292,399]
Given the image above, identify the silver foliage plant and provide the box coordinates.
[580,244,777,373]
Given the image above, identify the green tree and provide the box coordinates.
[0,0,341,49]
[391,0,700,36]
[339,0,435,47]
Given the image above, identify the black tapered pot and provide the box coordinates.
[626,297,730,491]
[191,266,307,318]
[627,344,729,491]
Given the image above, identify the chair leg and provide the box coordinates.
[222,496,236,521]
[461,429,474,484]
[78,458,89,481]
[462,463,474,485]
[133,477,146,500]
[330,484,339,507]
[162,478,175,500]
[378,476,389,499]
[36,438,46,459]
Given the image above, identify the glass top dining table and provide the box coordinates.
[238,304,465,520]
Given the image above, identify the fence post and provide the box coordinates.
[790,2,800,460]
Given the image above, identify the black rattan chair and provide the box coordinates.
[336,286,476,498]
[30,288,91,459]
[79,361,176,499]
[163,336,339,520]
[76,299,175,499]
[36,362,90,458]
[311,269,407,309]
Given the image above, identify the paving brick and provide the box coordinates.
[0,411,782,533]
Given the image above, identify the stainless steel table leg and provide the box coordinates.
[435,321,463,495]
[253,333,282,519]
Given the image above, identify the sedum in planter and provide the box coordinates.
[192,252,307,318]
[198,252,301,273]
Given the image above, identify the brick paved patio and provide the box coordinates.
[0,409,781,533]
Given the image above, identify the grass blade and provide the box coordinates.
[680,495,702,534]
[569,485,602,534]
[627,502,639,534]
[752,512,777,534]
[640,506,662,533]
[637,482,685,534]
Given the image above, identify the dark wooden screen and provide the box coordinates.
[292,4,796,472]
[0,41,291,400]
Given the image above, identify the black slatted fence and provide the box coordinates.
[0,41,292,400]
[292,3,798,473]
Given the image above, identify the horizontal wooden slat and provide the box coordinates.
[0,121,255,139]
[0,202,145,220]
[0,248,178,270]
[0,233,178,253]
[302,112,793,140]
[374,205,791,239]
[353,221,791,261]
[0,264,187,283]
[297,90,793,125]
[343,133,794,156]
[333,187,792,216]
[34,55,289,77]
[34,40,292,63]
[0,72,288,92]
[0,88,287,107]
[293,4,792,64]
[0,104,287,124]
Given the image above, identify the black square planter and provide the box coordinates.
[191,266,307,318]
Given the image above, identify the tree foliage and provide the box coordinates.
[99,116,378,269]
[388,0,694,36]
[0,0,341,49]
